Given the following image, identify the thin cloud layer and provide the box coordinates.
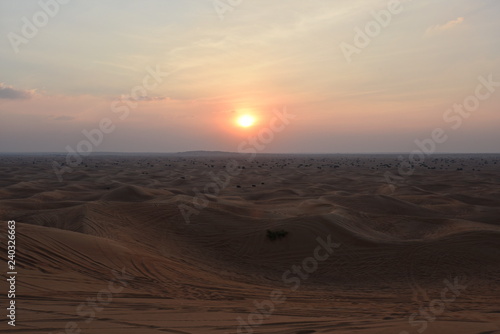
[0,83,34,100]
[426,17,465,35]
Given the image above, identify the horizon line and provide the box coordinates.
[1,151,500,155]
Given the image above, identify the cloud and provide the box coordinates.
[113,95,169,102]
[426,17,464,35]
[0,83,34,99]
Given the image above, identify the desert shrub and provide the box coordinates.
[266,229,288,241]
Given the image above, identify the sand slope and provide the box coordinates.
[1,154,500,333]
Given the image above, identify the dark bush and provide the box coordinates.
[266,229,288,241]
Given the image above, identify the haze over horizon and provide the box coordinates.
[2,150,500,155]
[1,0,499,154]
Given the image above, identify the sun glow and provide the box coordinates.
[236,114,256,128]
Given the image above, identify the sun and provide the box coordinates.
[237,114,256,128]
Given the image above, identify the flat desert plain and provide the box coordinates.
[1,153,500,334]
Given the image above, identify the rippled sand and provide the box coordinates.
[1,153,500,333]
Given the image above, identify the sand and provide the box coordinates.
[1,153,499,333]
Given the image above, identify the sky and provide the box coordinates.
[0,0,499,153]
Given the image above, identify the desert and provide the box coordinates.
[1,153,499,333]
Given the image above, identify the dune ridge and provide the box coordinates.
[1,154,499,333]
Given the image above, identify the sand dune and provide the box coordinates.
[1,154,500,333]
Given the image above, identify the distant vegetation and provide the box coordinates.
[266,229,288,241]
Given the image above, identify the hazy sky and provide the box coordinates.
[1,0,499,153]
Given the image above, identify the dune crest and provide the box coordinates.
[1,154,500,333]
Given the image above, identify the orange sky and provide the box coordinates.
[0,0,499,153]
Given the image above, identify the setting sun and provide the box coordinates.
[237,115,256,128]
